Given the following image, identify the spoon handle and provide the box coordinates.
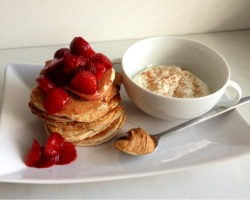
[157,96,250,140]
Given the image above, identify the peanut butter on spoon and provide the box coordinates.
[114,128,156,155]
[114,97,250,156]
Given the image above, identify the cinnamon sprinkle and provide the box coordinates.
[133,65,210,98]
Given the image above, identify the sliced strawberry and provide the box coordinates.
[94,63,106,81]
[34,149,59,168]
[78,60,96,73]
[63,51,88,75]
[52,68,69,86]
[36,75,57,93]
[25,139,41,167]
[44,88,69,114]
[70,71,97,94]
[91,53,112,69]
[44,132,65,157]
[54,48,69,59]
[82,60,106,81]
[66,68,114,100]
[40,58,64,76]
[25,134,77,168]
[57,142,77,165]
[70,37,95,58]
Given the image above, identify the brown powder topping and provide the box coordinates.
[133,65,210,98]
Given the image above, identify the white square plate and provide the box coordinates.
[0,63,250,184]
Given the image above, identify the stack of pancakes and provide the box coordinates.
[29,71,126,146]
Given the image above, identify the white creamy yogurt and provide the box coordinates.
[133,65,211,98]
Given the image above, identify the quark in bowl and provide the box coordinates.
[133,65,211,98]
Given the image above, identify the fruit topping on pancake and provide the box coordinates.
[36,36,115,114]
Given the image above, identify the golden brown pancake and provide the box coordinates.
[45,110,126,146]
[73,112,126,146]
[29,72,122,122]
[44,105,124,142]
[29,94,121,123]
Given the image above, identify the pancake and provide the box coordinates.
[29,72,122,122]
[29,93,121,123]
[29,67,125,147]
[73,112,126,146]
[45,110,126,146]
[44,105,125,142]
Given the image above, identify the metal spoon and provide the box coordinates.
[115,96,250,155]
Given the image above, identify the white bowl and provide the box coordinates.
[121,37,241,120]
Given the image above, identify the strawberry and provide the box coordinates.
[91,53,112,69]
[70,37,95,58]
[77,60,106,80]
[25,139,41,167]
[54,48,69,59]
[79,60,96,73]
[52,68,69,86]
[34,150,59,168]
[70,71,97,94]
[25,133,77,168]
[93,63,106,81]
[36,75,57,93]
[40,58,64,76]
[63,51,88,75]
[44,132,65,157]
[57,142,77,165]
[44,88,69,114]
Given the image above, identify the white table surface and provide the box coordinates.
[0,30,250,199]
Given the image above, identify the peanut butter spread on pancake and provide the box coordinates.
[114,128,155,155]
